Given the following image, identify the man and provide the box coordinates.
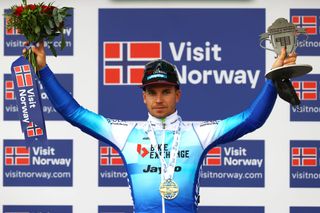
[28,42,296,213]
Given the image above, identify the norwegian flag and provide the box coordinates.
[103,41,162,85]
[204,147,222,166]
[100,146,123,166]
[26,122,44,138]
[13,65,33,88]
[5,80,15,100]
[292,147,318,167]
[5,17,21,35]
[291,15,318,35]
[5,146,30,166]
[292,81,317,101]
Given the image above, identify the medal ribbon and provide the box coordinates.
[146,117,182,181]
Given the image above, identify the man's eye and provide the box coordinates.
[163,90,171,95]
[148,91,156,95]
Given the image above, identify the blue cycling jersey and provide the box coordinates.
[39,65,277,213]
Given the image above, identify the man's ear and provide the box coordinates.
[176,89,181,103]
[143,91,147,104]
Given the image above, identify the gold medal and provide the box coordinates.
[159,179,179,200]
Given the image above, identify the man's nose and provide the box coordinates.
[155,94,163,103]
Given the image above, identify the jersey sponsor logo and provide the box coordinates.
[3,73,74,120]
[4,9,74,56]
[3,140,73,186]
[290,75,320,121]
[98,9,265,121]
[290,207,320,213]
[137,144,149,158]
[3,205,72,213]
[290,9,320,56]
[142,164,182,174]
[201,140,265,187]
[290,140,320,187]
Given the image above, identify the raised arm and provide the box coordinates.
[26,42,134,150]
[195,48,297,149]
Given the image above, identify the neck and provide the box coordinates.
[148,111,180,130]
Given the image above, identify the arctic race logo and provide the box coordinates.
[103,41,260,89]
[3,140,73,186]
[201,140,264,187]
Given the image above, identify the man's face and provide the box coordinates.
[143,85,181,119]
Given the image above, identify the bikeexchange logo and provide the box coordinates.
[290,74,320,121]
[3,140,73,186]
[200,140,265,187]
[290,140,320,188]
[103,41,260,89]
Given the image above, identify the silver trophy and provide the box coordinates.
[260,18,313,105]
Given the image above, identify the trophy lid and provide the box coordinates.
[268,18,296,34]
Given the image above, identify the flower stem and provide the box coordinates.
[24,48,40,77]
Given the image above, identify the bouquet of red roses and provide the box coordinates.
[5,0,71,72]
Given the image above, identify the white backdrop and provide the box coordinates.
[1,0,320,212]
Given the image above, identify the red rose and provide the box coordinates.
[27,4,37,11]
[41,5,55,13]
[14,6,24,16]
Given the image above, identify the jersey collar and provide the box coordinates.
[147,111,181,130]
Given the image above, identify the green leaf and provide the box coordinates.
[48,43,57,57]
[61,33,66,50]
[34,26,40,34]
[48,19,54,28]
[44,25,52,35]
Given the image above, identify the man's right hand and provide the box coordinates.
[23,41,47,70]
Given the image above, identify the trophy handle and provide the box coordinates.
[259,38,276,53]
